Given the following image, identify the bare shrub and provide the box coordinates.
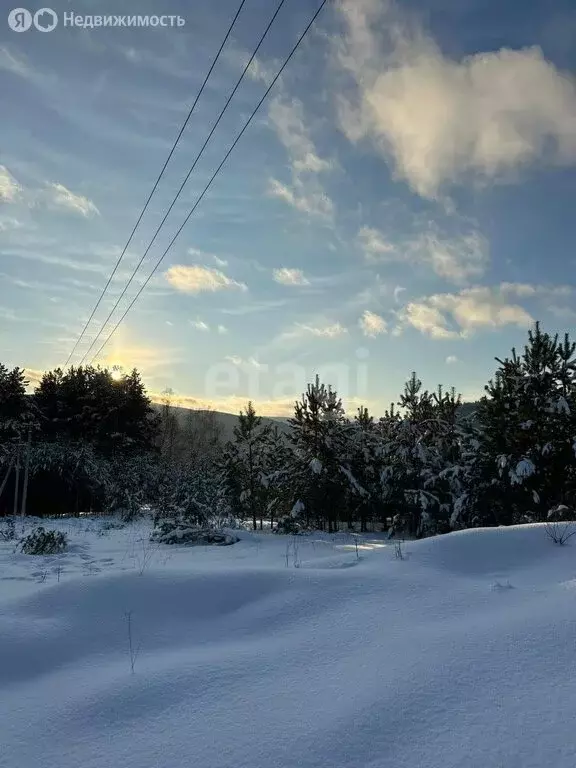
[545,505,576,545]
[124,611,140,674]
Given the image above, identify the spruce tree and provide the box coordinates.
[457,323,576,527]
[225,402,272,530]
[288,376,349,532]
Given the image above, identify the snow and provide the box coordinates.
[511,457,536,484]
[2,517,576,767]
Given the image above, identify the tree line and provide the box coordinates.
[1,322,575,537]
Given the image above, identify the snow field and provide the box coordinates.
[2,518,576,768]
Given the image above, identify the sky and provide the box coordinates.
[1,0,576,416]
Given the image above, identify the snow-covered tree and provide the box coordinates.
[455,323,576,527]
[222,402,273,530]
[287,376,349,532]
[379,375,464,538]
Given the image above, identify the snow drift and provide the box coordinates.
[2,520,576,768]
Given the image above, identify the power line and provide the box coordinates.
[63,0,249,368]
[89,0,328,366]
[78,0,291,367]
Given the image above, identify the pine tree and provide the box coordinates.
[34,366,158,456]
[379,375,464,538]
[344,407,383,532]
[288,376,349,532]
[457,323,576,527]
[0,364,29,442]
[225,402,272,530]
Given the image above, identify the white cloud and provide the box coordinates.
[273,267,310,286]
[217,324,228,334]
[397,284,535,339]
[400,301,460,340]
[446,355,458,364]
[0,165,21,202]
[359,310,387,337]
[336,0,576,198]
[190,319,210,331]
[165,265,247,294]
[46,183,100,217]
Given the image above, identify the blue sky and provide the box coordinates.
[1,0,576,416]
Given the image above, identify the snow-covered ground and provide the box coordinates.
[2,517,576,768]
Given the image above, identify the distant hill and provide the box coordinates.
[151,402,480,441]
[151,404,289,442]
[458,401,480,420]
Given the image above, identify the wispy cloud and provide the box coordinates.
[190,319,210,331]
[359,227,396,260]
[165,265,247,294]
[446,355,458,364]
[0,306,17,322]
[268,179,334,218]
[0,45,39,81]
[290,321,348,339]
[188,247,229,268]
[45,182,100,217]
[220,299,290,316]
[358,223,489,284]
[0,165,99,217]
[336,0,576,198]
[267,97,334,219]
[223,48,279,87]
[188,319,229,334]
[273,267,310,286]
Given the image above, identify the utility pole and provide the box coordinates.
[12,440,21,517]
[20,427,32,518]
